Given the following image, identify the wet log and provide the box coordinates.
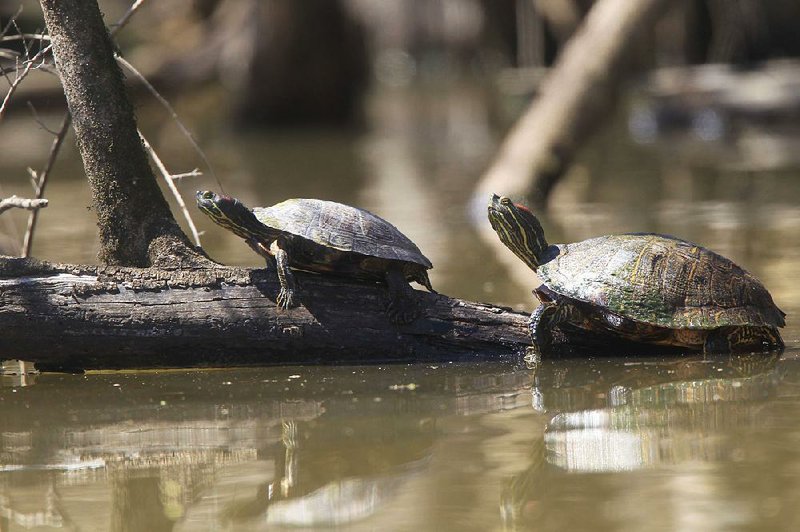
[0,257,530,371]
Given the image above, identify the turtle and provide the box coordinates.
[196,191,435,322]
[487,194,785,354]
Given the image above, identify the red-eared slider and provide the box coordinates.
[487,194,785,354]
[197,191,435,322]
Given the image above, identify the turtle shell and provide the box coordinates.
[537,233,785,330]
[253,199,432,268]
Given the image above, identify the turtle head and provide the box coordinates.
[487,194,549,271]
[196,190,268,241]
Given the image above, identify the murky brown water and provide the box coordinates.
[3,80,800,530]
[2,353,800,531]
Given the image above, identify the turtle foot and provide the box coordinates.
[704,326,784,354]
[277,288,297,310]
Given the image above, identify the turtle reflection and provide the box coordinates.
[503,353,782,529]
[217,416,433,528]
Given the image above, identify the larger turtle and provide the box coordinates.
[196,191,435,322]
[487,194,785,354]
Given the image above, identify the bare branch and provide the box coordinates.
[109,0,147,35]
[21,112,71,257]
[0,34,51,43]
[1,0,144,122]
[0,50,22,60]
[27,102,60,135]
[0,195,48,215]
[116,55,224,193]
[0,6,24,41]
[139,131,202,246]
[170,169,203,181]
[0,43,52,121]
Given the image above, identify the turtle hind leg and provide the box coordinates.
[415,269,437,294]
[704,326,784,354]
[270,241,298,310]
[385,268,419,324]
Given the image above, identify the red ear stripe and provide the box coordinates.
[514,202,533,216]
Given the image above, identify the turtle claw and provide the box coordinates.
[277,287,296,310]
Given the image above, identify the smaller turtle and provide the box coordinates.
[196,191,435,322]
[487,194,785,354]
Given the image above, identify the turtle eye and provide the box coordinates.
[500,197,512,206]
[202,191,214,200]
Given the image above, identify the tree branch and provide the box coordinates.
[0,43,52,121]
[139,131,203,246]
[0,196,48,215]
[116,54,223,192]
[21,112,71,257]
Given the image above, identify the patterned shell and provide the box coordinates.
[253,199,432,268]
[537,233,785,330]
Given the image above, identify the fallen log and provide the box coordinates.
[0,257,530,371]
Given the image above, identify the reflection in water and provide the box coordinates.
[503,353,789,530]
[3,355,800,530]
[5,355,800,530]
[0,364,533,531]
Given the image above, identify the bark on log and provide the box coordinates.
[0,257,530,371]
[475,0,669,208]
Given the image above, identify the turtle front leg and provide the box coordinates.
[270,240,298,309]
[529,300,586,355]
[385,268,419,324]
[529,303,557,353]
[704,326,784,354]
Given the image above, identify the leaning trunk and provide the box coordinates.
[39,0,206,267]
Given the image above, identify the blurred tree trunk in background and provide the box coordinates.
[231,0,369,127]
[476,0,669,208]
[158,0,369,127]
[704,0,800,64]
[39,0,207,267]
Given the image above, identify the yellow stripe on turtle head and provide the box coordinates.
[487,194,549,271]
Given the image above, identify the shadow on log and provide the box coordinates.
[0,257,530,371]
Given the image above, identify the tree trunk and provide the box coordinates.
[475,0,669,208]
[0,257,530,371]
[39,0,207,267]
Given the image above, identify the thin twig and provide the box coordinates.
[0,33,51,43]
[109,0,147,35]
[27,102,60,135]
[170,169,203,181]
[0,43,52,121]
[0,195,48,215]
[0,6,24,40]
[21,112,71,257]
[0,50,22,60]
[116,55,224,193]
[139,131,202,246]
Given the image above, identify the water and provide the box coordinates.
[3,80,800,529]
[1,353,799,531]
